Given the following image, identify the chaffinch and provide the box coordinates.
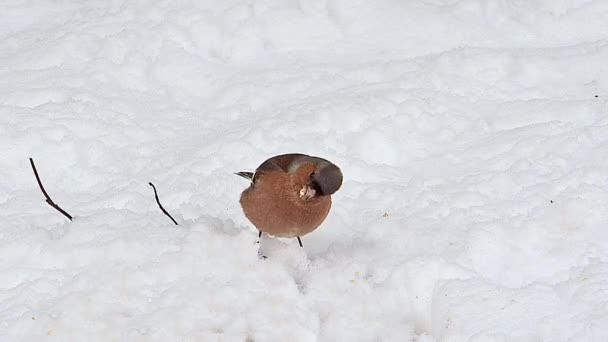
[236,153,343,247]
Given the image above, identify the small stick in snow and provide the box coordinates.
[148,182,179,226]
[29,158,73,221]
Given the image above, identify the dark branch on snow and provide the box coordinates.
[29,158,73,221]
[148,182,179,226]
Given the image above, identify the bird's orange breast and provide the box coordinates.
[239,171,332,238]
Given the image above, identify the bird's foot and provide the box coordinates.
[257,250,267,259]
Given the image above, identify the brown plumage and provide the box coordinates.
[236,153,343,247]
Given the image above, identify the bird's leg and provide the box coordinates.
[297,236,303,248]
[257,231,267,259]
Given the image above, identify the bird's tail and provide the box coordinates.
[235,171,254,180]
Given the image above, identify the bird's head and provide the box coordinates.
[292,157,343,200]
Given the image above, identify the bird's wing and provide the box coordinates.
[257,154,308,173]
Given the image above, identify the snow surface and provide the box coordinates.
[1,0,608,341]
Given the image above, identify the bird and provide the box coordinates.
[236,153,343,248]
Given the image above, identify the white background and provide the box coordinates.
[1,0,607,340]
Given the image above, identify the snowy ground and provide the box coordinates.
[1,0,608,341]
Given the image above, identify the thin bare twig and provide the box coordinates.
[29,158,73,221]
[148,182,178,225]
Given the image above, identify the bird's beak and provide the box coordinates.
[299,184,316,200]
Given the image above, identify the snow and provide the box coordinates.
[1,0,608,340]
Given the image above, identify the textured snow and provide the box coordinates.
[1,0,608,341]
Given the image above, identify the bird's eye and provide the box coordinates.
[309,172,315,178]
